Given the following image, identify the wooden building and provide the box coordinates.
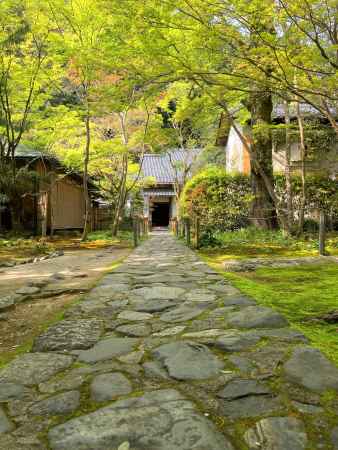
[0,145,100,235]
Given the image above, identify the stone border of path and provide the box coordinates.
[0,232,338,450]
[223,255,338,272]
[0,250,64,269]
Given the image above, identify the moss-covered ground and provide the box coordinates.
[198,228,338,260]
[202,252,338,366]
[0,229,134,264]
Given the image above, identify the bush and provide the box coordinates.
[275,175,338,217]
[181,167,252,235]
[182,169,338,240]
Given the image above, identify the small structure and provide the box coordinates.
[0,145,99,234]
[141,149,199,228]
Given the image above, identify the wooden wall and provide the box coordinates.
[50,177,86,230]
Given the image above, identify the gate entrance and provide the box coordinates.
[152,202,170,227]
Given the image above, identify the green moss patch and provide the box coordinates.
[204,261,338,366]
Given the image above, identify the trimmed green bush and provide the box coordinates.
[181,168,338,246]
[181,167,252,236]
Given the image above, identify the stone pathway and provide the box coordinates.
[1,232,338,450]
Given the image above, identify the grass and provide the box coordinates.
[202,250,338,366]
[84,229,134,248]
[0,236,56,263]
[199,227,338,260]
[0,229,134,263]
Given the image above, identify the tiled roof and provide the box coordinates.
[141,149,201,184]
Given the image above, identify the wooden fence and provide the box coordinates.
[171,217,201,249]
[132,216,149,247]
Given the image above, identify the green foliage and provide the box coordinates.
[224,264,338,366]
[86,229,133,246]
[0,164,39,200]
[199,227,338,255]
[0,0,62,153]
[157,81,221,149]
[181,167,252,235]
[0,236,55,256]
[272,119,337,159]
[183,168,338,247]
[275,174,338,213]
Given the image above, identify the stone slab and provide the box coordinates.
[90,373,132,402]
[152,326,186,337]
[160,306,203,323]
[332,427,338,450]
[48,389,234,450]
[78,338,139,364]
[131,286,186,301]
[0,406,14,433]
[29,391,80,416]
[0,353,73,386]
[215,332,261,352]
[217,379,271,400]
[117,311,153,321]
[32,319,103,352]
[116,324,151,337]
[284,346,338,392]
[0,296,15,312]
[227,306,289,329]
[131,299,175,313]
[220,394,282,419]
[152,341,224,380]
[0,383,26,402]
[245,417,307,450]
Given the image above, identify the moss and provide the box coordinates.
[202,256,338,367]
[0,339,33,368]
[198,229,338,259]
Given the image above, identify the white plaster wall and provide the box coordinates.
[226,126,244,173]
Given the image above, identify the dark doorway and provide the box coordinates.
[152,202,170,227]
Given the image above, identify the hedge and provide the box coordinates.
[181,167,252,232]
[181,167,338,233]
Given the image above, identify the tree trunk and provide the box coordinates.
[10,202,23,232]
[284,101,293,234]
[249,91,278,229]
[296,103,306,235]
[81,111,91,241]
[215,112,231,147]
[112,153,128,236]
[319,209,326,256]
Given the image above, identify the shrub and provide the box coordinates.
[181,169,338,245]
[275,175,338,216]
[181,167,252,234]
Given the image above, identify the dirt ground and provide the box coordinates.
[0,246,131,365]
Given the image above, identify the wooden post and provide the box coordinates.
[138,218,142,238]
[133,217,138,248]
[137,218,141,238]
[185,218,191,246]
[41,193,48,238]
[179,219,185,238]
[175,218,179,237]
[319,209,326,256]
[194,216,200,249]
